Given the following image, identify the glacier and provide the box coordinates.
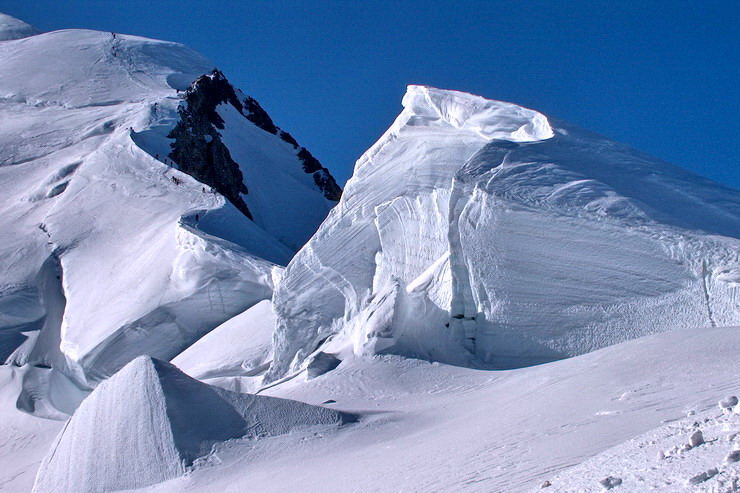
[269,85,739,380]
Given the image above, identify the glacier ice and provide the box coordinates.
[269,85,740,380]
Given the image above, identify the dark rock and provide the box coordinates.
[168,70,253,220]
[297,148,322,174]
[168,68,342,222]
[279,130,299,149]
[312,169,342,201]
[242,96,278,135]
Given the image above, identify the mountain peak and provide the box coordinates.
[402,85,554,142]
[0,12,40,41]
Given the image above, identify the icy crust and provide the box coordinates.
[32,356,353,493]
[269,86,740,380]
[0,13,40,41]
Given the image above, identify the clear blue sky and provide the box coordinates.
[4,1,738,189]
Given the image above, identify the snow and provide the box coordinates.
[0,366,65,492]
[543,397,740,491]
[269,84,740,380]
[171,300,276,391]
[143,326,740,493]
[32,356,353,493]
[0,13,39,41]
[0,13,739,493]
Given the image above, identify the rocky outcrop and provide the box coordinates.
[168,70,342,221]
[168,70,253,219]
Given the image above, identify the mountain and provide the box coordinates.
[269,85,739,380]
[33,356,354,493]
[1,11,739,493]
[0,14,340,406]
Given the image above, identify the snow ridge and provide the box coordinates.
[0,23,340,411]
[0,13,40,41]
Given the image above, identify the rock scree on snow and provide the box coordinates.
[32,356,355,493]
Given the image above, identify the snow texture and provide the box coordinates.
[171,299,276,391]
[543,399,740,491]
[32,356,353,493]
[270,85,740,380]
[144,326,740,493]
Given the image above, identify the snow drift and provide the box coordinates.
[269,85,740,380]
[0,15,340,406]
[32,356,354,493]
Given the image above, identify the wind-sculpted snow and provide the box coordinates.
[0,17,338,410]
[32,356,354,493]
[270,85,740,380]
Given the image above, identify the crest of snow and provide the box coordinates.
[0,13,40,41]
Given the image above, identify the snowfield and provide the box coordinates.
[144,327,740,493]
[0,12,738,493]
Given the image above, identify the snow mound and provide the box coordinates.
[33,356,354,493]
[542,400,740,492]
[0,13,40,41]
[269,85,740,380]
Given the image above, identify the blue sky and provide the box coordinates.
[4,1,738,188]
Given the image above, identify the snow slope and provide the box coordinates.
[32,356,354,493]
[0,15,339,403]
[172,299,276,392]
[0,13,39,41]
[544,400,740,491]
[269,85,740,380]
[0,365,66,492]
[144,326,740,493]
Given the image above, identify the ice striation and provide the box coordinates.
[268,85,740,380]
[32,356,354,493]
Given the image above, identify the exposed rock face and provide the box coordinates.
[168,70,342,220]
[168,70,253,219]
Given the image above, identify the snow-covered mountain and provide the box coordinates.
[0,15,340,404]
[1,11,738,493]
[269,85,739,380]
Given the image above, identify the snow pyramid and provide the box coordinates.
[33,356,354,492]
[269,85,740,379]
